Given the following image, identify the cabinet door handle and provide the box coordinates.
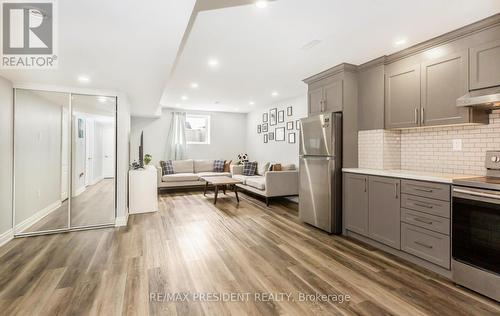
[414,217,433,225]
[394,183,399,199]
[414,187,433,193]
[414,202,433,209]
[414,108,418,124]
[421,108,425,124]
[364,178,367,192]
[414,241,433,249]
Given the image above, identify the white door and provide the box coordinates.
[85,119,94,186]
[102,125,115,178]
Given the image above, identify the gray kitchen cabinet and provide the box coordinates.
[358,62,385,130]
[421,50,470,126]
[343,173,368,236]
[323,80,343,112]
[368,176,401,249]
[385,64,421,129]
[470,39,500,90]
[308,87,323,115]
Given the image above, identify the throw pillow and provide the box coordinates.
[243,161,258,176]
[160,160,174,175]
[223,160,232,172]
[270,163,282,171]
[213,159,225,172]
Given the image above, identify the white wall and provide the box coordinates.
[246,95,307,165]
[0,76,13,239]
[14,89,63,225]
[131,109,247,165]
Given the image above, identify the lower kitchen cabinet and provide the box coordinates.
[344,173,369,235]
[368,176,401,249]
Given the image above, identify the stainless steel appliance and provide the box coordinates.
[456,86,500,110]
[452,150,500,301]
[299,112,342,234]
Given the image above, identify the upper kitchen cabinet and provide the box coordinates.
[323,80,343,113]
[358,58,385,130]
[308,87,323,115]
[470,39,500,90]
[385,63,421,129]
[420,50,471,126]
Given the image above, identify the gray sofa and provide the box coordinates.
[231,163,299,205]
[157,159,231,189]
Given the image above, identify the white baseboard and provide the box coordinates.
[0,229,14,248]
[73,186,86,197]
[14,200,62,233]
[115,212,129,227]
[90,176,104,186]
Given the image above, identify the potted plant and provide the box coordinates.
[144,154,152,166]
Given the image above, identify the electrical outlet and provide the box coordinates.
[452,139,462,151]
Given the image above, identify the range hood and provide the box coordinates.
[457,86,500,110]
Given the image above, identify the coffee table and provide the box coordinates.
[201,176,243,204]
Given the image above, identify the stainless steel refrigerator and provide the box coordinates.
[299,112,342,234]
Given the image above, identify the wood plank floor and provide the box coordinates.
[0,190,499,315]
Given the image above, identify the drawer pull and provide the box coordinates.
[414,188,433,193]
[414,241,433,249]
[414,202,433,209]
[414,217,433,225]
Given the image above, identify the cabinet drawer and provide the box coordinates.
[401,194,450,218]
[401,180,450,201]
[401,223,450,269]
[401,208,450,235]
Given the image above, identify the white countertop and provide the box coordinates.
[342,168,476,184]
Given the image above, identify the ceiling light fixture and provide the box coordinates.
[77,75,90,83]
[190,82,199,89]
[394,38,407,46]
[271,91,279,97]
[207,58,219,67]
[255,0,268,8]
[181,95,188,101]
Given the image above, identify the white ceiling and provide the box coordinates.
[0,0,196,116]
[1,1,499,116]
[162,0,500,113]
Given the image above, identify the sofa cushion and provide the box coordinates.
[257,162,270,175]
[213,160,225,172]
[162,173,199,182]
[159,160,174,175]
[172,160,194,173]
[193,160,214,173]
[246,177,266,190]
[232,174,261,185]
[282,163,296,171]
[198,172,231,178]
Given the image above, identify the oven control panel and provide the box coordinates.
[485,151,500,170]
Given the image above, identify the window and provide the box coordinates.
[185,114,210,144]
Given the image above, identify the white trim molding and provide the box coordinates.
[0,229,14,248]
[115,212,129,227]
[14,200,62,234]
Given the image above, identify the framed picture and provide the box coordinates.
[278,110,284,123]
[287,106,293,116]
[264,134,268,143]
[257,125,261,133]
[286,121,294,130]
[263,113,268,122]
[275,127,285,141]
[296,119,301,130]
[269,108,277,126]
[288,132,296,144]
[262,123,268,132]
[78,118,84,138]
[268,132,275,141]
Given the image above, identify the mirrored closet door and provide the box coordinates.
[14,89,71,234]
[13,90,117,236]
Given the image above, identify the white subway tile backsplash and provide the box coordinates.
[358,111,500,176]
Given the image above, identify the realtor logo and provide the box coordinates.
[1,0,57,68]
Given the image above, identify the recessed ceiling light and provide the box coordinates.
[190,82,199,89]
[271,91,279,97]
[77,75,90,83]
[249,101,255,105]
[255,0,268,8]
[394,38,407,46]
[207,58,219,67]
[181,95,188,101]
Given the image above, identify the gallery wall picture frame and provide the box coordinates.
[262,123,268,132]
[296,119,301,130]
[270,108,277,126]
[263,113,268,122]
[287,106,293,116]
[257,125,261,133]
[275,127,285,141]
[278,110,284,123]
[264,134,268,143]
[288,132,296,144]
[269,132,275,141]
[286,121,293,130]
